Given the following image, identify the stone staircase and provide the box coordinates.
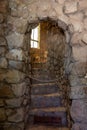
[28,64,69,128]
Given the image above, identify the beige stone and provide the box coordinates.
[36,5,51,20]
[70,86,87,99]
[5,98,23,108]
[69,13,84,32]
[0,25,4,35]
[0,58,8,68]
[10,8,18,17]
[64,1,77,14]
[6,109,15,116]
[72,46,87,62]
[0,83,14,98]
[71,31,87,46]
[7,16,28,34]
[71,33,82,45]
[78,0,87,11]
[14,18,28,33]
[84,18,87,31]
[0,47,7,56]
[12,82,27,97]
[71,99,87,123]
[58,20,67,31]
[48,9,57,21]
[12,5,29,19]
[58,0,65,4]
[84,9,87,16]
[54,4,69,25]
[70,62,87,76]
[8,108,24,122]
[82,33,87,44]
[6,32,24,49]
[0,13,4,23]
[9,0,24,9]
[6,49,25,61]
[28,4,39,22]
[0,108,6,121]
[54,4,63,17]
[20,6,29,19]
[10,1,29,19]
[71,22,83,33]
[69,75,87,87]
[70,11,83,20]
[58,14,69,25]
[0,69,26,83]
[0,99,4,107]
[9,60,25,72]
[65,31,70,43]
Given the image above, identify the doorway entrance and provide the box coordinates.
[27,20,71,129]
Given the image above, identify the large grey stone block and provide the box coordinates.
[70,99,87,123]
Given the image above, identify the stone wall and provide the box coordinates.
[0,0,31,129]
[0,0,87,130]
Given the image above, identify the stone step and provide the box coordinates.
[31,94,63,108]
[31,62,46,68]
[31,78,56,84]
[30,107,66,113]
[26,125,69,130]
[31,93,61,97]
[32,82,56,87]
[31,68,47,73]
[31,74,55,80]
[31,68,56,84]
[29,111,68,127]
[31,83,60,95]
[31,68,55,77]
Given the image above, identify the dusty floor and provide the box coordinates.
[26,125,69,130]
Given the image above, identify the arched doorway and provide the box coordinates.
[25,20,71,129]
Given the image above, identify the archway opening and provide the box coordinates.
[25,20,72,129]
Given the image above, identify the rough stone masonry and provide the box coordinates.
[0,0,87,130]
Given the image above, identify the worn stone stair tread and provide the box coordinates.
[32,82,57,87]
[29,109,67,118]
[31,83,60,95]
[31,73,56,78]
[30,107,66,113]
[32,67,47,70]
[29,111,68,127]
[31,93,63,108]
[32,68,48,72]
[31,80,56,84]
[26,125,69,130]
[31,93,61,97]
[32,74,55,78]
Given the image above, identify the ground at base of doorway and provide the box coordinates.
[26,125,70,130]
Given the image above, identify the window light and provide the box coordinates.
[31,25,40,48]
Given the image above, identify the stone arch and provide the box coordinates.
[26,18,72,127]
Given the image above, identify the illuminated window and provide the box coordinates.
[31,25,40,48]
